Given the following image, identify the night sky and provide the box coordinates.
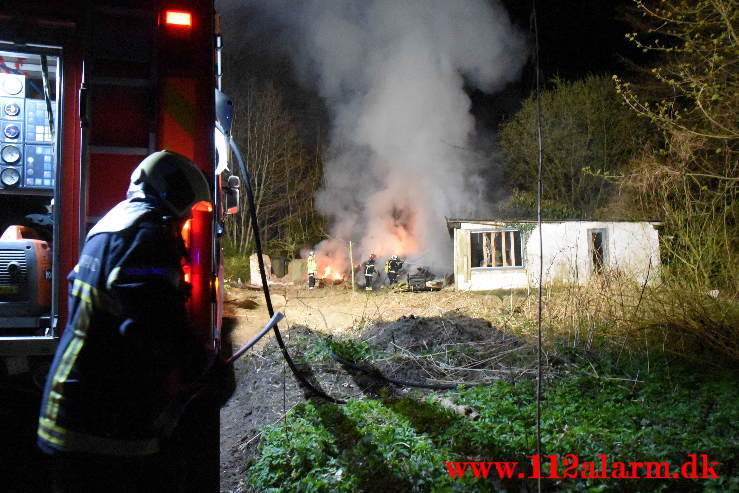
[472,0,645,130]
[507,0,640,79]
[220,0,645,143]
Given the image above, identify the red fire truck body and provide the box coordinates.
[0,1,227,376]
[0,2,229,490]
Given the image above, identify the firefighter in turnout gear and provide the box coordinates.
[37,151,225,493]
[385,255,403,285]
[307,251,317,289]
[364,253,377,290]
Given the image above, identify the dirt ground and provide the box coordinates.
[0,284,542,493]
[221,283,526,347]
[218,283,547,493]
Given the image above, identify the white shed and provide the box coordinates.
[447,219,661,291]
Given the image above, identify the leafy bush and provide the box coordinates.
[222,238,251,283]
[319,337,384,363]
[612,0,738,359]
[498,75,654,219]
[249,361,738,492]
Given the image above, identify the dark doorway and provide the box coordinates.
[590,229,606,274]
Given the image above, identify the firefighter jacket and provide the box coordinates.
[37,197,207,457]
[385,258,402,274]
[306,256,317,274]
[365,259,376,276]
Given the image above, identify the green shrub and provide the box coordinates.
[249,363,738,492]
[222,239,251,282]
[319,337,384,362]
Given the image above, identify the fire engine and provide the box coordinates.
[0,0,234,373]
[0,1,235,488]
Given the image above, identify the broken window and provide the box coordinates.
[589,228,607,274]
[470,229,523,268]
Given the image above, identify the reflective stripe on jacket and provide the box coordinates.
[307,257,317,274]
[386,259,401,274]
[38,203,206,457]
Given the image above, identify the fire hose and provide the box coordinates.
[157,312,287,437]
[157,308,468,438]
[326,352,459,390]
[226,312,284,364]
[229,136,345,404]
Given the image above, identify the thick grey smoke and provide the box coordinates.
[227,0,526,274]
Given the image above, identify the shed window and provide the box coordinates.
[589,228,607,274]
[471,230,523,268]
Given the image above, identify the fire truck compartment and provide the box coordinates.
[0,47,60,341]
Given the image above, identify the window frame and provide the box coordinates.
[588,227,608,275]
[469,228,525,271]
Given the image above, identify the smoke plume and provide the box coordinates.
[225,0,526,274]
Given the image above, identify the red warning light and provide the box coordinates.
[180,218,192,249]
[165,10,192,27]
[192,200,213,213]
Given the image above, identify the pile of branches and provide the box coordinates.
[350,314,566,387]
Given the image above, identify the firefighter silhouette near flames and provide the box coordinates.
[363,253,377,290]
[385,255,404,285]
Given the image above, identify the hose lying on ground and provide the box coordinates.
[328,351,486,390]
[230,136,344,404]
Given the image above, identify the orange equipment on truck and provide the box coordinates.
[0,225,52,318]
[0,2,238,491]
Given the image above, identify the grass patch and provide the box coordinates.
[248,359,738,492]
[321,337,384,362]
[301,336,385,364]
[222,240,251,283]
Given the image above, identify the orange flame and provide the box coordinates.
[317,264,345,281]
[372,226,420,259]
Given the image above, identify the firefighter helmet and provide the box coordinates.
[370,253,377,260]
[130,150,211,218]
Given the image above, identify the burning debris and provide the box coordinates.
[247,246,449,292]
[307,250,348,289]
[388,266,443,292]
[405,267,441,292]
[302,248,347,289]
[320,265,344,282]
[308,243,450,291]
[299,243,447,291]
